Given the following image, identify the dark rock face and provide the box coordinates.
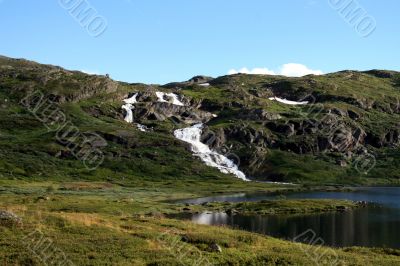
[133,102,214,124]
[188,75,213,84]
[120,92,215,125]
[195,106,374,177]
[2,55,400,182]
[331,108,347,117]
[162,75,214,88]
[199,99,224,112]
[100,131,136,147]
[365,129,400,148]
[364,70,395,79]
[239,109,282,121]
[347,110,360,120]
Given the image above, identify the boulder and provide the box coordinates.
[0,210,22,227]
[209,243,222,253]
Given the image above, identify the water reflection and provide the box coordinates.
[176,187,400,248]
[180,207,400,248]
[181,187,400,207]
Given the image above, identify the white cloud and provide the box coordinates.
[228,67,276,75]
[228,64,323,77]
[279,63,323,77]
[81,70,100,75]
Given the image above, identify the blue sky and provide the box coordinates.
[0,0,398,84]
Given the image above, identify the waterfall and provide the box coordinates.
[156,92,185,106]
[122,93,248,181]
[122,93,138,123]
[174,124,248,181]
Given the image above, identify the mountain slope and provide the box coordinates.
[1,55,400,185]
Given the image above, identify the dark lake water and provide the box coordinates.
[176,187,400,248]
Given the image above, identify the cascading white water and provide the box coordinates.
[156,92,185,106]
[174,124,248,181]
[120,92,295,183]
[136,124,148,132]
[122,92,247,181]
[122,93,138,123]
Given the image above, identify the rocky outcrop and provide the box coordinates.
[209,243,222,253]
[2,55,400,182]
[188,75,213,84]
[365,129,400,148]
[133,102,214,124]
[239,109,282,121]
[163,75,214,89]
[202,124,273,150]
[364,70,396,79]
[196,109,371,177]
[121,92,216,125]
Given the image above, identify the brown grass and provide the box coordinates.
[59,182,114,191]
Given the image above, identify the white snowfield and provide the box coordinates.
[174,124,249,181]
[156,92,185,106]
[268,96,308,105]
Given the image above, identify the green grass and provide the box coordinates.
[0,181,399,265]
[1,56,400,264]
[2,56,400,185]
[192,199,360,215]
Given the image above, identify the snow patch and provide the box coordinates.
[156,92,185,106]
[198,83,210,87]
[174,124,248,181]
[268,97,308,105]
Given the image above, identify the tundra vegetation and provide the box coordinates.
[0,56,400,265]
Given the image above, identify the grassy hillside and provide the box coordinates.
[1,56,400,265]
[1,56,400,185]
